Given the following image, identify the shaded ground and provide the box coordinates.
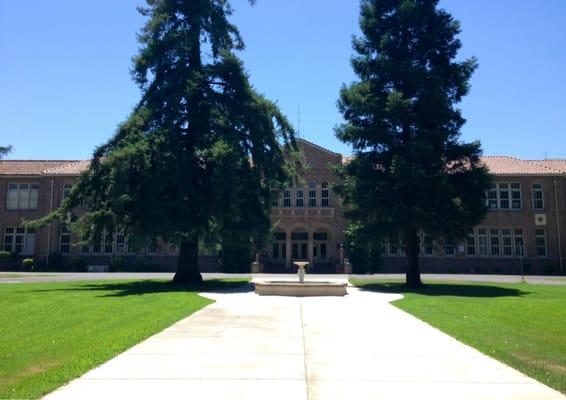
[352,279,566,394]
[0,279,249,399]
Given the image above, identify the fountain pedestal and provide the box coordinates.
[253,261,348,297]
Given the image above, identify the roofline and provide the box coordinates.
[296,138,342,157]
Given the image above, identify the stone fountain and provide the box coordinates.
[253,261,348,296]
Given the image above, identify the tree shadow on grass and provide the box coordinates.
[356,282,529,298]
[30,279,253,297]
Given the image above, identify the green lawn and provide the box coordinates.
[0,279,249,399]
[351,279,566,394]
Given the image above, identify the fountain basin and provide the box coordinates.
[253,280,348,297]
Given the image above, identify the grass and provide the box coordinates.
[351,279,566,394]
[0,279,249,399]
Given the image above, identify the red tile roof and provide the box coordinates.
[43,160,91,175]
[0,155,564,176]
[0,160,90,176]
[481,156,563,175]
[532,159,566,173]
[0,160,75,176]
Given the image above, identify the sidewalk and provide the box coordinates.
[45,284,564,399]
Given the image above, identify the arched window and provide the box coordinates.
[532,183,544,209]
[295,187,304,207]
[321,182,330,207]
[283,187,291,207]
[308,181,317,207]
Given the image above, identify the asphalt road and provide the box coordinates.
[0,272,564,285]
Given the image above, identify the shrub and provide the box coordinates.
[110,257,126,272]
[544,263,556,275]
[46,253,64,271]
[69,258,87,272]
[22,258,34,270]
[0,251,10,259]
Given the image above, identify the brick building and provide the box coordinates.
[0,139,564,274]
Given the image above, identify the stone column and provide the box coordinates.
[308,232,314,266]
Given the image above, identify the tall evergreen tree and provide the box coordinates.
[0,145,12,159]
[336,0,490,287]
[34,0,294,283]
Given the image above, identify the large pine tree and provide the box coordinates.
[336,0,491,287]
[38,0,294,283]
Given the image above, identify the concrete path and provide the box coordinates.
[45,283,564,400]
[1,271,565,285]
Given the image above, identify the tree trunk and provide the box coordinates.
[405,228,422,288]
[173,233,202,284]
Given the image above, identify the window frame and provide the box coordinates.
[532,183,544,210]
[321,182,330,207]
[6,182,40,211]
[535,229,547,258]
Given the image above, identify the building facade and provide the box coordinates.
[0,139,564,274]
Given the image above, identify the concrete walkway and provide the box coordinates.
[45,283,564,400]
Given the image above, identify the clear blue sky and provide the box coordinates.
[1,0,565,160]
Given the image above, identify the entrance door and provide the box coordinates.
[291,242,308,260]
[313,231,329,264]
[291,231,309,260]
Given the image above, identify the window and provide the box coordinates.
[477,228,488,256]
[466,233,476,256]
[283,188,291,207]
[511,183,522,209]
[273,232,286,241]
[487,184,498,209]
[444,239,455,256]
[3,227,35,255]
[421,235,433,256]
[535,229,547,257]
[313,232,328,241]
[291,232,308,241]
[92,236,102,254]
[502,229,514,256]
[271,190,279,207]
[115,232,127,254]
[514,229,524,256]
[59,229,71,254]
[321,182,330,207]
[104,232,114,254]
[295,188,304,207]
[80,236,91,254]
[6,183,39,210]
[490,229,500,256]
[532,184,544,209]
[147,240,159,255]
[167,243,178,255]
[308,181,317,207]
[499,183,510,209]
[388,241,399,255]
[272,243,280,259]
[62,183,73,202]
[486,183,522,210]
